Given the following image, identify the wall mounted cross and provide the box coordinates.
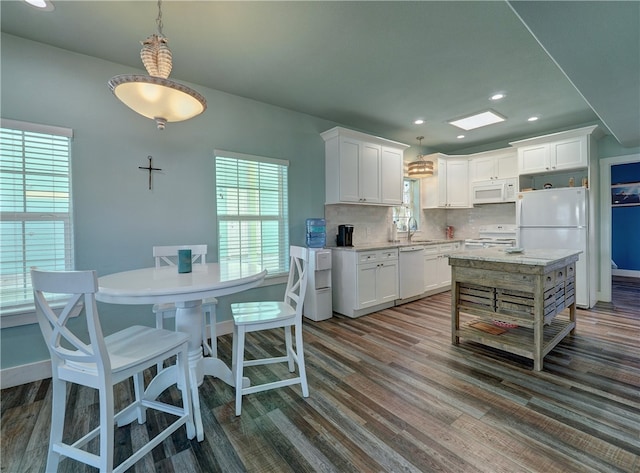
[139,155,162,190]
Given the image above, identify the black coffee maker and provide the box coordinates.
[336,224,354,247]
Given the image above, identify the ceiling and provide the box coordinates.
[2,1,639,153]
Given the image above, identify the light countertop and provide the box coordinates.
[449,247,581,267]
[327,239,464,252]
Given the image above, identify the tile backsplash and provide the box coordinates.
[324,203,516,245]
[324,204,392,246]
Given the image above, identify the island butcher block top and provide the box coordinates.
[449,248,581,371]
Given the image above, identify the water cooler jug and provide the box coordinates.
[303,248,332,321]
[305,218,326,248]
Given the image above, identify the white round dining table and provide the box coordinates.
[96,261,267,441]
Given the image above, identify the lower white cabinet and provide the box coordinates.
[332,248,398,318]
[332,243,463,317]
[424,242,462,294]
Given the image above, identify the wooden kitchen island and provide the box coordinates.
[449,248,581,371]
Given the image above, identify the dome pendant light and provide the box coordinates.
[107,0,206,130]
[407,136,434,178]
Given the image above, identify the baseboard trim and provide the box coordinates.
[612,269,640,278]
[1,360,52,389]
[1,321,236,390]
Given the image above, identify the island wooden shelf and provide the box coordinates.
[449,248,581,371]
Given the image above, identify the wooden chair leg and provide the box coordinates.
[284,326,295,372]
[132,371,147,424]
[47,377,66,472]
[233,325,246,416]
[156,312,166,373]
[295,326,309,397]
[177,349,196,440]
[209,305,217,357]
[98,383,115,473]
[201,304,217,358]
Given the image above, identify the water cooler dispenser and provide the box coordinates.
[304,248,333,321]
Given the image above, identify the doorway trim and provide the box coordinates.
[599,153,640,302]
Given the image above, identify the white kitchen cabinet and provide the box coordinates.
[424,242,463,294]
[511,125,600,176]
[322,127,408,206]
[421,155,470,209]
[424,246,440,292]
[470,148,517,181]
[380,146,404,205]
[332,248,398,318]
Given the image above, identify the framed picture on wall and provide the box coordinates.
[611,182,640,207]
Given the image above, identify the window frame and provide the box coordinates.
[0,119,74,327]
[214,149,290,279]
[393,177,420,232]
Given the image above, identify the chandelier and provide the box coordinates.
[107,0,206,130]
[407,136,434,178]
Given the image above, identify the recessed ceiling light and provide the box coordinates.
[490,93,505,101]
[414,119,424,125]
[24,0,54,10]
[448,110,505,131]
[457,135,465,139]
[528,116,539,122]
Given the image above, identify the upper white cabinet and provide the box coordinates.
[421,155,470,209]
[469,148,517,181]
[510,125,601,176]
[380,146,404,205]
[322,127,408,206]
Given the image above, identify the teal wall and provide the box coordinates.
[0,34,335,370]
[3,33,640,372]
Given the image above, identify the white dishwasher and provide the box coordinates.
[398,245,425,301]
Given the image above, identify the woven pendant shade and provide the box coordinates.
[407,136,434,178]
[407,159,434,178]
[140,34,173,78]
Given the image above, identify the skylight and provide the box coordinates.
[448,110,505,131]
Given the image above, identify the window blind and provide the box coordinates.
[215,150,289,276]
[0,120,74,314]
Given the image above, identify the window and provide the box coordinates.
[0,119,74,316]
[215,150,289,276]
[393,178,420,232]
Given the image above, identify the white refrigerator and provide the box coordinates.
[516,187,595,308]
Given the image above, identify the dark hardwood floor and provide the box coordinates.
[611,276,640,311]
[2,281,639,473]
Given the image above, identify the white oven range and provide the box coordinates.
[464,224,516,249]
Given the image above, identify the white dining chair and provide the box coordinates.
[230,245,309,415]
[31,268,195,473]
[152,245,219,360]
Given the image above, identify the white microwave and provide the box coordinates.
[471,178,517,204]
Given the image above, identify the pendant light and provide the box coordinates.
[107,0,206,130]
[407,136,434,178]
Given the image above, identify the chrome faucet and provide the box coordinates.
[407,217,417,242]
